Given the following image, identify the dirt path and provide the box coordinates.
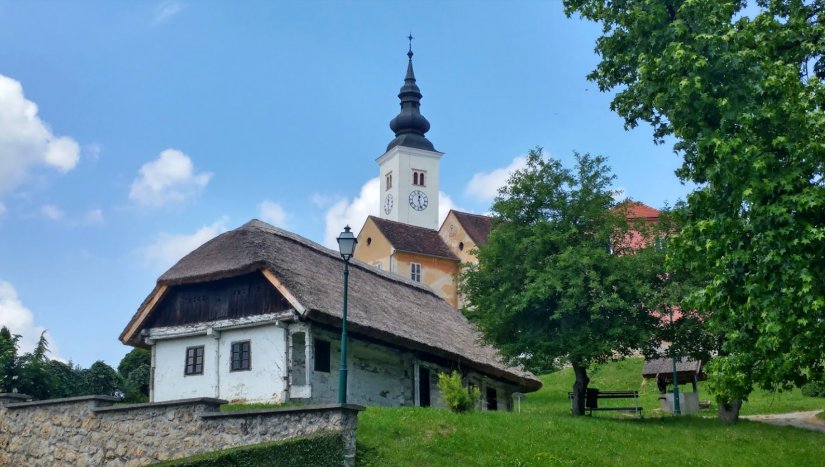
[743,410,825,434]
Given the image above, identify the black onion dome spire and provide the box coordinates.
[387,36,435,152]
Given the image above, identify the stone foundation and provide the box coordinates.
[0,393,362,466]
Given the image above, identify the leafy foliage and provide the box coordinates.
[461,148,664,414]
[81,360,122,396]
[436,371,479,413]
[564,0,825,413]
[0,326,19,392]
[800,380,825,398]
[153,433,344,467]
[0,326,122,400]
[15,332,55,399]
[118,348,150,402]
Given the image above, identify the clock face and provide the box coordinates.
[384,193,393,215]
[409,190,428,211]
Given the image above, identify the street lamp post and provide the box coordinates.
[336,225,358,404]
[670,306,681,416]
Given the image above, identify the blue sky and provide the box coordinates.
[0,1,691,368]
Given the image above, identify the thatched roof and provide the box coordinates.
[449,210,493,246]
[121,220,540,392]
[368,216,458,260]
[642,357,705,379]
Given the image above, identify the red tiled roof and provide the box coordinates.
[621,202,660,220]
[369,216,459,260]
[449,210,493,246]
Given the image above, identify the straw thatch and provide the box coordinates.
[642,357,706,380]
[121,220,541,392]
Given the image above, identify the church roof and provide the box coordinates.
[448,210,493,246]
[120,219,540,392]
[368,216,458,260]
[386,42,436,152]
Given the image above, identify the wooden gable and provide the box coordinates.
[143,272,291,328]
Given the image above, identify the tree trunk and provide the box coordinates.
[571,364,590,416]
[718,399,742,423]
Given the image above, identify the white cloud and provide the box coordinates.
[323,178,380,248]
[258,200,288,227]
[0,280,61,358]
[465,155,529,201]
[0,74,80,194]
[310,193,333,208]
[83,143,102,161]
[153,1,187,24]
[438,191,460,226]
[83,208,104,225]
[138,218,228,270]
[129,149,212,207]
[40,204,64,221]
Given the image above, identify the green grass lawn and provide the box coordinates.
[356,359,825,466]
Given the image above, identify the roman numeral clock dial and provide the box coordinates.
[384,194,393,214]
[409,190,428,211]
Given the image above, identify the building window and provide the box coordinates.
[412,170,425,186]
[314,339,331,372]
[185,346,204,375]
[374,262,383,270]
[386,172,392,190]
[410,263,421,282]
[230,341,251,371]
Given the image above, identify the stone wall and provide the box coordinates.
[0,393,362,466]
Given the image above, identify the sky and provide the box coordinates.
[0,1,693,368]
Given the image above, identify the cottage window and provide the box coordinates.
[410,263,421,282]
[386,172,392,190]
[230,341,251,371]
[412,169,425,186]
[314,339,331,372]
[184,346,204,375]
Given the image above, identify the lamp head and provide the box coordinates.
[337,225,358,260]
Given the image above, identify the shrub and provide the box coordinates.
[801,381,825,398]
[436,371,479,413]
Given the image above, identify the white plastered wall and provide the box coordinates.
[151,323,287,403]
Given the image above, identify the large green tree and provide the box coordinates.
[461,148,661,415]
[565,0,825,419]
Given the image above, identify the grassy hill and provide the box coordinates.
[356,358,824,466]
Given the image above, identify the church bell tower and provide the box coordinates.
[377,38,443,230]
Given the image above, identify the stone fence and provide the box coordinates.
[0,393,363,466]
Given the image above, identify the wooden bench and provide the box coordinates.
[567,389,643,417]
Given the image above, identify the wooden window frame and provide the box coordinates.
[314,339,331,373]
[184,346,205,376]
[410,262,422,282]
[230,340,251,372]
[386,172,392,190]
[412,169,426,187]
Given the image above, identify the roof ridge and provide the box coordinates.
[368,215,438,233]
[243,219,445,299]
[451,209,491,219]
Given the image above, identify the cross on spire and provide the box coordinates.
[408,33,414,59]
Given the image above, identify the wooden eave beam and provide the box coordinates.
[261,268,306,315]
[121,285,168,345]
